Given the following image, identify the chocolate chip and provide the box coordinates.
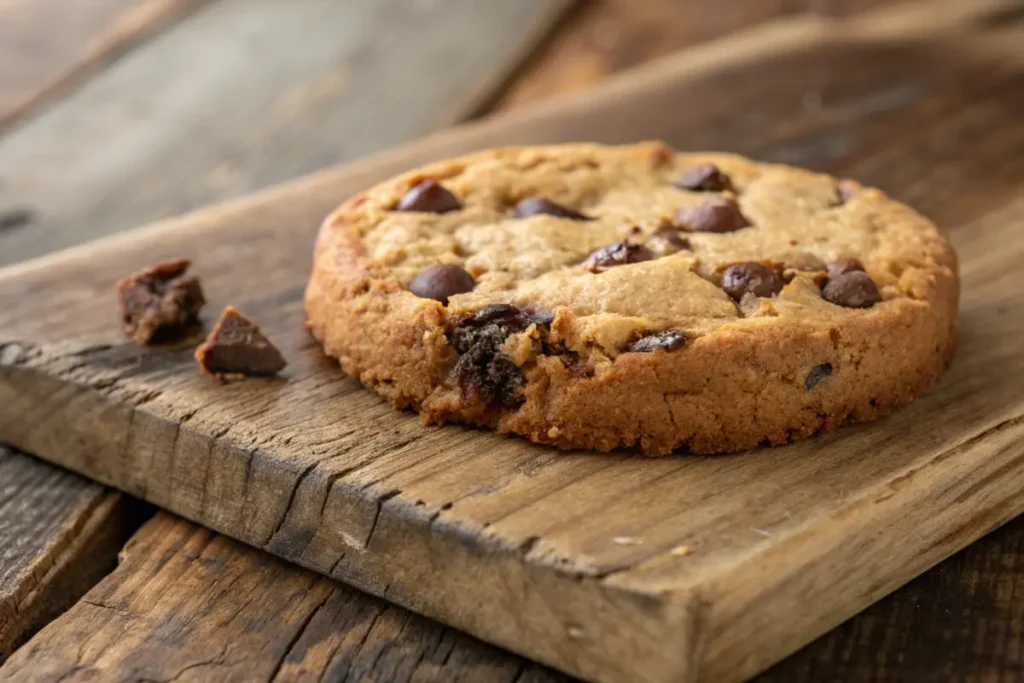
[396,179,461,213]
[805,363,832,390]
[515,196,591,220]
[583,242,654,272]
[647,224,691,256]
[720,262,784,301]
[195,306,286,378]
[409,264,475,304]
[827,258,865,278]
[673,164,733,192]
[822,271,882,308]
[116,258,206,345]
[674,197,750,233]
[627,329,687,353]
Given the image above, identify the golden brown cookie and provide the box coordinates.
[305,143,958,455]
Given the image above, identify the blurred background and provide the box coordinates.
[0,0,909,267]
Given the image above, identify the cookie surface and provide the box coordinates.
[305,143,958,455]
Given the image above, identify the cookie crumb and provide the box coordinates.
[612,536,642,546]
[195,306,286,380]
[116,258,205,344]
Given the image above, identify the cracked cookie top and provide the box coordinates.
[327,142,955,359]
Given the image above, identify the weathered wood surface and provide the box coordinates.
[7,511,1024,683]
[495,0,913,111]
[0,513,568,683]
[0,447,141,662]
[3,1,1024,682]
[761,514,1024,682]
[0,0,209,131]
[0,0,576,267]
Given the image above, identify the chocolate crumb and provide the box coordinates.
[116,258,205,345]
[449,305,536,408]
[195,306,286,379]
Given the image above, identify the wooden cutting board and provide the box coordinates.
[2,5,1024,682]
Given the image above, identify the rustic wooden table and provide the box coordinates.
[2,1,1023,681]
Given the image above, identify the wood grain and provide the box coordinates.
[0,0,209,131]
[0,447,141,662]
[0,513,568,683]
[2,2,1023,682]
[7,514,1024,682]
[0,0,575,267]
[762,515,1024,682]
[492,0,914,112]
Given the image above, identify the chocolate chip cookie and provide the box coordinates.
[305,143,958,455]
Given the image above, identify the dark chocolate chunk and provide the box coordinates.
[195,306,286,378]
[0,208,33,233]
[827,258,865,278]
[449,304,534,409]
[822,271,882,308]
[409,264,475,304]
[627,329,687,353]
[396,179,461,213]
[646,224,691,255]
[583,242,654,272]
[673,164,733,192]
[516,196,591,220]
[805,363,833,390]
[720,262,784,301]
[674,197,750,233]
[116,258,206,345]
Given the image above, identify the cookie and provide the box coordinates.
[305,143,958,455]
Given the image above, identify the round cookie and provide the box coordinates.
[304,142,958,455]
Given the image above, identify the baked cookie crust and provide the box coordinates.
[305,142,958,455]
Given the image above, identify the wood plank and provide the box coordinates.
[6,515,1024,682]
[2,2,1023,682]
[492,0,914,112]
[0,447,141,662]
[762,515,1024,681]
[0,512,568,683]
[0,0,575,267]
[0,0,209,131]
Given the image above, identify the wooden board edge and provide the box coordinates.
[0,359,697,683]
[691,412,1024,681]
[0,484,142,662]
